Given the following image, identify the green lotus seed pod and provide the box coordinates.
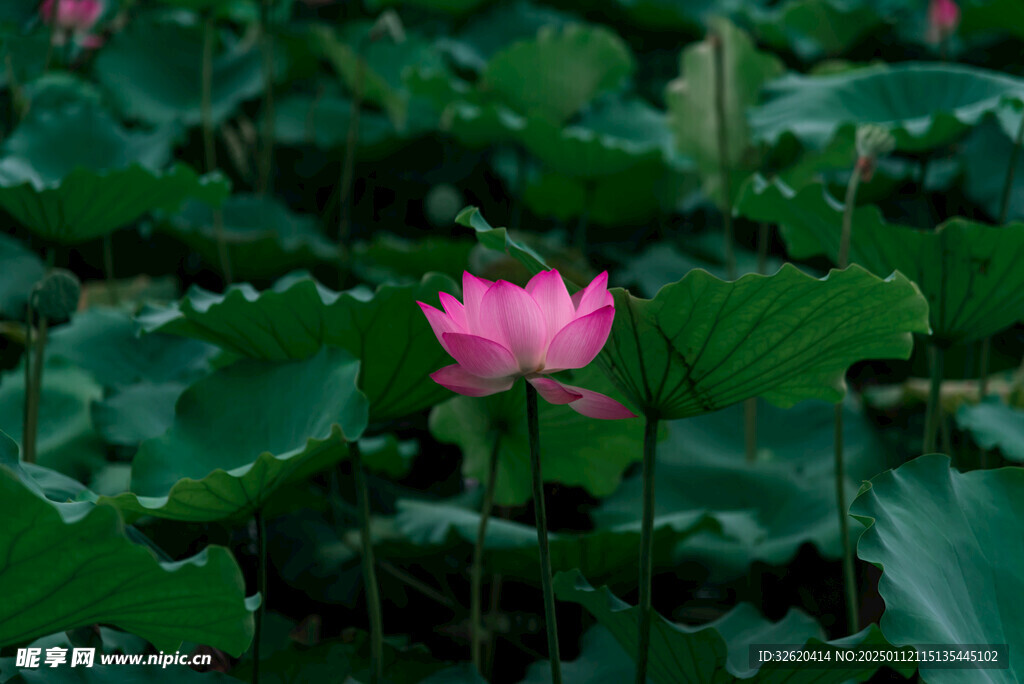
[855,124,896,160]
[33,269,81,320]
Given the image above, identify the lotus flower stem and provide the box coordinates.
[201,12,233,285]
[526,382,562,684]
[21,293,39,464]
[835,164,862,635]
[102,234,119,304]
[923,345,946,454]
[742,223,771,464]
[833,404,857,632]
[710,31,736,282]
[337,52,365,251]
[258,0,275,196]
[252,508,267,684]
[352,441,384,683]
[471,434,501,672]
[636,414,659,684]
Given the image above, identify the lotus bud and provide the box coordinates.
[854,124,895,181]
[928,0,961,44]
[32,269,81,320]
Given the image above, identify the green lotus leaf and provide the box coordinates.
[136,273,459,422]
[553,570,905,683]
[449,0,574,72]
[313,22,445,128]
[0,461,255,656]
[429,364,642,505]
[956,397,1024,463]
[157,194,340,279]
[851,454,1024,683]
[963,119,1024,222]
[594,399,888,579]
[744,0,883,60]
[1,102,173,182]
[95,17,265,126]
[95,348,368,522]
[750,62,1024,152]
[47,308,216,388]
[0,101,225,243]
[92,382,187,448]
[481,24,634,124]
[0,163,229,244]
[520,626,640,684]
[599,262,929,419]
[736,177,1024,344]
[516,96,689,182]
[0,361,106,480]
[666,17,784,204]
[391,498,716,586]
[0,232,43,317]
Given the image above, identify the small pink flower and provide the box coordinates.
[40,0,103,33]
[927,0,960,43]
[419,270,635,420]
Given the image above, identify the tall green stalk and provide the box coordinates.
[352,442,383,684]
[470,435,501,672]
[525,382,561,684]
[835,165,862,634]
[711,29,754,468]
[21,293,38,464]
[337,50,366,251]
[635,415,659,684]
[201,13,233,284]
[922,346,946,454]
[252,509,267,684]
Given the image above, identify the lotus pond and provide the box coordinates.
[1,0,1023,682]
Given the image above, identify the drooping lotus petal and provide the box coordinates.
[526,270,575,344]
[431,364,515,397]
[543,306,615,372]
[540,379,636,419]
[479,281,548,372]
[442,332,520,378]
[438,291,468,331]
[418,302,461,353]
[527,376,583,404]
[462,271,492,332]
[573,271,613,317]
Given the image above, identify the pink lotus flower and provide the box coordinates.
[419,270,635,420]
[927,0,960,43]
[40,0,103,33]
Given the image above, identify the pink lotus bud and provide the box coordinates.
[418,270,635,419]
[927,0,960,43]
[40,0,103,33]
